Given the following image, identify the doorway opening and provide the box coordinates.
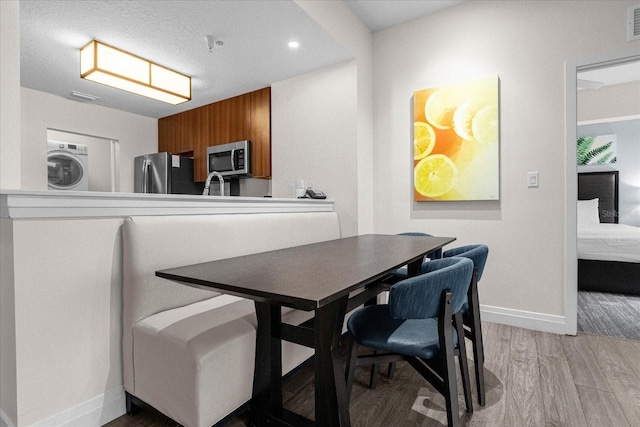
[565,47,640,339]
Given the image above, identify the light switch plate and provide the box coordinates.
[528,172,539,188]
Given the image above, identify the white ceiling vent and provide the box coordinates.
[629,3,640,41]
[70,90,99,102]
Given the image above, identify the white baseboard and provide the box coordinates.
[31,387,125,427]
[378,295,570,335]
[480,304,570,335]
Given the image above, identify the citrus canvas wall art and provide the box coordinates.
[413,75,499,201]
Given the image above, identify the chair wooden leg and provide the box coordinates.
[467,270,486,406]
[345,335,359,401]
[387,362,395,379]
[454,312,473,413]
[364,294,380,389]
[438,292,461,427]
[369,351,379,389]
[471,328,485,406]
[442,355,461,425]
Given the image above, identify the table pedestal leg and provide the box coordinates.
[252,302,282,425]
[407,258,422,276]
[314,296,350,427]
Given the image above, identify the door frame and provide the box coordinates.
[564,45,640,335]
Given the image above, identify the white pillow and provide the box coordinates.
[577,198,600,226]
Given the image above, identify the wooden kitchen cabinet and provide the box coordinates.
[226,93,252,142]
[160,87,271,182]
[158,113,181,154]
[158,105,209,158]
[188,106,211,180]
[250,87,271,179]
[195,93,252,182]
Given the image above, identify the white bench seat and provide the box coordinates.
[133,295,313,427]
[122,212,340,427]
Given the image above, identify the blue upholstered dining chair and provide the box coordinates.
[371,232,443,387]
[392,233,442,277]
[442,244,489,406]
[345,257,474,427]
[398,231,443,259]
[389,238,489,406]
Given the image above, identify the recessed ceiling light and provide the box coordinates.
[288,41,300,49]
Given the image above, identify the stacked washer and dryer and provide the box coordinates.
[47,141,89,191]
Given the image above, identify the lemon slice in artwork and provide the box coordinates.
[414,154,458,198]
[471,104,498,144]
[453,102,482,141]
[414,122,436,160]
[425,89,458,130]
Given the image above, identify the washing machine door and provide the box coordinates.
[47,151,86,190]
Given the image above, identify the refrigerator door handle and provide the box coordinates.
[141,159,151,193]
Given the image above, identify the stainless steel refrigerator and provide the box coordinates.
[134,153,201,195]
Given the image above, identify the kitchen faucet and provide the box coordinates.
[203,171,225,196]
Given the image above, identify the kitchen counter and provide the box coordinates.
[0,189,333,219]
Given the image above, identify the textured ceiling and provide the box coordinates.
[344,0,463,32]
[20,1,354,119]
[20,1,470,119]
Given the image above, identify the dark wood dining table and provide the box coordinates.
[156,233,455,427]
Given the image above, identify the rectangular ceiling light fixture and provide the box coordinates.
[80,40,191,105]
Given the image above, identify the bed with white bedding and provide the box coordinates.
[578,223,640,263]
[578,171,640,296]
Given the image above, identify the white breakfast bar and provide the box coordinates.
[0,190,334,427]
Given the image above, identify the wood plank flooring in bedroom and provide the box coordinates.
[106,322,640,427]
[578,291,640,341]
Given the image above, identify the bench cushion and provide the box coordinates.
[133,295,313,427]
[122,211,340,427]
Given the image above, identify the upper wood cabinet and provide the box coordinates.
[250,88,271,179]
[158,112,180,154]
[158,106,208,157]
[159,87,271,182]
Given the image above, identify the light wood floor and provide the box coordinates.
[106,322,640,427]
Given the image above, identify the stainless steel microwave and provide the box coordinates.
[207,140,251,177]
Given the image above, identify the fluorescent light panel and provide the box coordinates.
[80,40,191,105]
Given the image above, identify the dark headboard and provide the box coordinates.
[578,171,619,224]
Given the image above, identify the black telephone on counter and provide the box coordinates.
[305,188,326,199]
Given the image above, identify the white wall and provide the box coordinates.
[21,88,157,193]
[1,4,22,425]
[294,0,374,234]
[0,219,18,426]
[272,61,359,237]
[0,0,21,190]
[371,0,639,330]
